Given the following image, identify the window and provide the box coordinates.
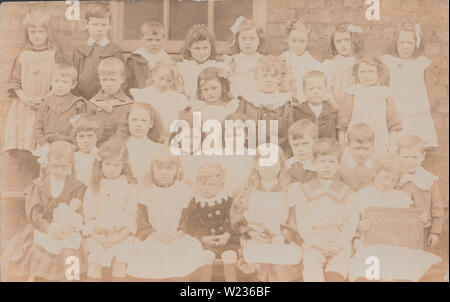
[109,0,267,54]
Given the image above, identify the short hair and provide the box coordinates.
[288,119,319,140]
[141,18,165,37]
[152,58,184,93]
[330,23,363,57]
[197,161,226,181]
[71,114,102,143]
[302,70,327,88]
[48,141,74,164]
[228,18,266,55]
[53,63,78,83]
[397,134,425,154]
[372,154,401,177]
[182,24,216,60]
[389,21,425,58]
[98,57,126,76]
[313,138,342,160]
[346,123,375,145]
[85,2,112,23]
[286,16,310,36]
[197,67,231,102]
[353,55,388,85]
[255,55,287,77]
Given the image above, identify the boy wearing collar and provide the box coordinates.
[397,135,444,248]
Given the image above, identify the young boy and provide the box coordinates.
[87,58,133,145]
[127,19,170,89]
[286,119,318,184]
[337,123,375,192]
[73,2,124,100]
[397,135,444,248]
[289,138,358,282]
[33,64,87,148]
[292,70,338,139]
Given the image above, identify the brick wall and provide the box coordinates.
[0,0,448,203]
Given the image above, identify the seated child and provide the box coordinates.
[127,19,170,89]
[291,70,338,139]
[286,119,318,184]
[337,123,376,192]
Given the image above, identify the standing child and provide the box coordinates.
[130,59,187,140]
[83,139,138,281]
[87,57,133,146]
[337,123,376,192]
[322,23,363,109]
[231,144,302,282]
[280,17,322,103]
[337,56,403,156]
[178,24,222,100]
[292,70,339,140]
[222,17,265,97]
[290,138,359,282]
[286,119,318,184]
[72,114,102,186]
[127,19,170,89]
[1,141,86,281]
[73,2,124,100]
[381,21,438,149]
[126,147,205,281]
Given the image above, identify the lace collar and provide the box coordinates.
[399,167,438,190]
[194,190,231,207]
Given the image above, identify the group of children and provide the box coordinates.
[0,3,445,282]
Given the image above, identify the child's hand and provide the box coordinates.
[427,234,440,247]
[201,235,216,246]
[216,232,231,246]
[248,230,270,244]
[358,219,371,232]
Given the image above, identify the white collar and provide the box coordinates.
[133,47,169,67]
[49,175,65,198]
[87,36,110,47]
[242,90,291,109]
[286,156,316,171]
[308,103,323,118]
[194,190,230,208]
[399,167,438,190]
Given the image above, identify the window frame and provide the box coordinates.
[109,0,267,54]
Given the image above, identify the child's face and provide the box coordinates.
[200,79,222,104]
[128,107,153,139]
[48,157,72,180]
[142,32,165,54]
[289,134,315,162]
[87,17,111,41]
[196,168,225,199]
[313,154,339,179]
[99,71,125,95]
[51,73,76,96]
[304,77,327,105]
[239,28,260,55]
[357,63,378,86]
[288,29,308,56]
[373,170,397,193]
[397,30,416,59]
[153,163,178,186]
[398,147,425,174]
[28,26,48,48]
[101,157,123,180]
[190,40,212,64]
[76,130,97,154]
[255,68,281,94]
[257,158,281,181]
[152,67,174,93]
[348,140,373,165]
[334,31,352,57]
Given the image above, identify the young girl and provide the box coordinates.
[223,17,265,97]
[231,144,302,282]
[381,21,439,149]
[72,114,102,186]
[178,25,223,100]
[322,23,363,109]
[337,56,403,156]
[83,139,138,281]
[130,59,188,140]
[4,11,64,183]
[126,147,205,281]
[1,141,86,281]
[280,17,322,103]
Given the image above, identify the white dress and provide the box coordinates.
[126,182,205,279]
[280,50,322,102]
[126,137,164,186]
[223,52,263,97]
[381,55,438,147]
[242,189,302,265]
[322,55,356,108]
[189,98,240,122]
[74,148,97,186]
[130,86,188,135]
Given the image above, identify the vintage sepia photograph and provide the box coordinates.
[0,0,448,285]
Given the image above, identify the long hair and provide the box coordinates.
[353,55,389,86]
[388,20,425,58]
[182,24,217,61]
[196,66,232,103]
[143,146,184,188]
[90,139,137,195]
[23,10,55,50]
[329,22,363,57]
[228,18,266,55]
[151,58,185,93]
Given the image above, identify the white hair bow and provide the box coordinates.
[347,24,362,33]
[230,16,245,33]
[415,23,422,48]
